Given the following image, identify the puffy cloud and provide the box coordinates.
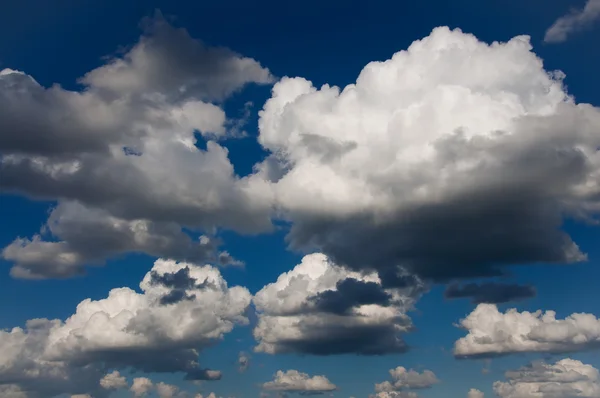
[493,358,600,397]
[99,370,128,390]
[467,388,484,398]
[444,282,536,304]
[256,26,600,286]
[253,253,424,355]
[0,11,274,279]
[262,370,337,394]
[374,367,439,393]
[131,377,154,397]
[545,0,600,43]
[369,392,418,398]
[0,259,248,397]
[156,382,180,398]
[238,352,250,372]
[454,304,600,358]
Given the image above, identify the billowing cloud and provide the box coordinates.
[545,0,600,43]
[99,370,128,390]
[444,282,536,304]
[253,253,424,355]
[262,370,337,394]
[467,388,484,398]
[374,367,439,394]
[0,259,249,397]
[493,358,600,397]
[0,11,274,279]
[454,304,600,358]
[256,26,600,286]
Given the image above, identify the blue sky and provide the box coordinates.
[1,1,600,398]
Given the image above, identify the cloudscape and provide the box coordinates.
[1,1,600,397]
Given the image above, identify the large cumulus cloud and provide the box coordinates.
[256,26,600,285]
[252,253,424,355]
[0,259,249,396]
[0,12,274,278]
[454,304,600,358]
[493,358,600,397]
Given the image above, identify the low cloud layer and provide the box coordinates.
[0,259,248,396]
[454,304,600,357]
[262,370,337,394]
[493,358,600,397]
[545,0,600,43]
[444,282,536,304]
[253,253,424,355]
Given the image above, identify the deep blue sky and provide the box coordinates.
[1,1,600,397]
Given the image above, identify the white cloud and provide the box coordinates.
[468,388,484,398]
[454,303,600,357]
[253,253,424,355]
[545,0,600,43]
[131,377,154,397]
[262,370,337,394]
[0,259,249,396]
[156,382,180,398]
[256,26,600,285]
[493,358,600,397]
[374,367,439,392]
[100,370,128,390]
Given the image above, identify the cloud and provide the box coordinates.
[374,367,439,393]
[454,303,600,358]
[256,26,600,286]
[0,259,249,397]
[3,202,244,280]
[544,0,600,43]
[493,358,600,397]
[252,253,424,355]
[238,352,250,372]
[0,11,274,279]
[156,382,181,398]
[369,392,418,398]
[80,10,273,102]
[100,370,128,390]
[467,388,484,398]
[444,282,536,304]
[131,377,154,397]
[262,370,337,394]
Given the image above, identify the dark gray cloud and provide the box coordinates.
[274,322,410,356]
[149,266,217,305]
[0,11,274,279]
[444,282,536,304]
[309,278,392,315]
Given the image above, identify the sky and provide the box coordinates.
[1,0,600,397]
